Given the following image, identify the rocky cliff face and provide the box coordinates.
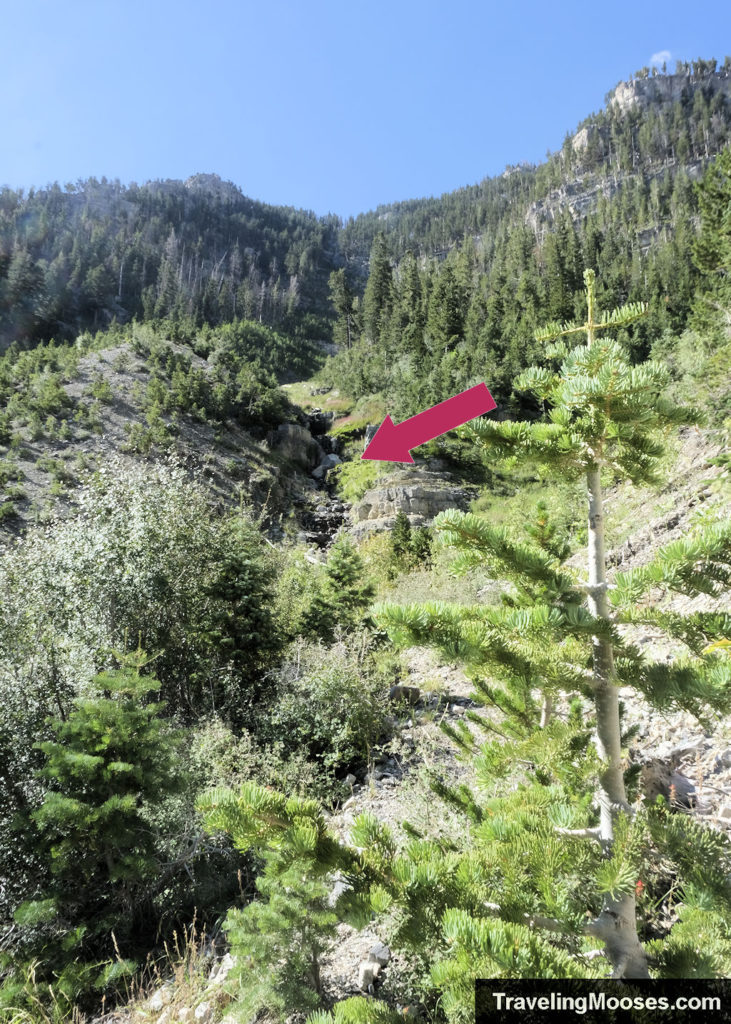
[350,468,472,539]
[607,71,731,116]
[525,69,731,236]
[524,161,706,237]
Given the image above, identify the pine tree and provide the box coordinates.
[388,514,432,578]
[411,526,433,569]
[426,263,465,358]
[692,144,731,338]
[200,785,343,1021]
[301,533,375,642]
[193,273,731,1019]
[220,849,337,1020]
[4,651,185,1013]
[329,268,359,349]
[389,510,412,576]
[362,234,395,346]
[375,269,731,981]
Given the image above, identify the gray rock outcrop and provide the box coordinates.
[350,469,470,538]
[273,422,323,470]
[608,71,731,116]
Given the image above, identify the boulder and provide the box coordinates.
[640,760,696,809]
[147,984,173,1012]
[273,423,323,470]
[311,452,342,480]
[369,942,391,966]
[208,953,235,986]
[350,469,471,538]
[389,684,421,705]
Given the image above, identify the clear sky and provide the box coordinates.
[2,0,730,219]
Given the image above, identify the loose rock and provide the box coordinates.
[369,942,391,966]
[358,959,381,992]
[389,684,421,705]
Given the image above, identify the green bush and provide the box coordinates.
[86,372,114,403]
[0,460,24,487]
[265,638,390,784]
[330,457,384,503]
[0,501,20,523]
[2,653,185,1017]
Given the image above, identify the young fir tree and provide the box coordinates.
[387,510,413,579]
[200,785,341,1022]
[195,273,731,1021]
[411,526,433,570]
[2,651,184,1013]
[389,513,433,578]
[376,269,731,981]
[301,533,375,642]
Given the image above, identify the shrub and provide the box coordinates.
[265,637,390,784]
[3,653,185,1017]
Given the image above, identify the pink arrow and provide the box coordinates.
[362,383,497,463]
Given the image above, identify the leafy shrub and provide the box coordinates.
[265,637,390,784]
[0,459,281,897]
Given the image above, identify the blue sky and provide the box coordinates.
[2,0,730,218]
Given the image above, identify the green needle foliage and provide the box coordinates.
[374,270,731,986]
[199,785,345,1022]
[388,511,433,578]
[196,272,731,1023]
[220,850,337,1021]
[301,533,375,642]
[2,650,185,1016]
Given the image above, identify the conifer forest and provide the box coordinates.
[2,60,731,1024]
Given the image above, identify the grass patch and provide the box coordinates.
[330,416,371,440]
[330,458,386,503]
[352,393,387,423]
[470,463,586,553]
[282,381,354,415]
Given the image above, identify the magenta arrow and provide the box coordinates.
[362,383,497,463]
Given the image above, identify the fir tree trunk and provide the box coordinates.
[586,464,649,978]
[540,694,553,728]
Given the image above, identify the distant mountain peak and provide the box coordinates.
[608,68,731,115]
[183,173,243,201]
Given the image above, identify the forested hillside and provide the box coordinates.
[1,59,731,1024]
[0,173,340,351]
[3,59,731,383]
[327,62,731,416]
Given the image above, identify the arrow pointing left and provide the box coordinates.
[362,383,496,463]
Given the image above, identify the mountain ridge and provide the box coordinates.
[3,62,730,356]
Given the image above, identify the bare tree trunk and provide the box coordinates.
[540,693,553,728]
[585,463,649,978]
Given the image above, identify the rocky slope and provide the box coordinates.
[96,423,729,1024]
[0,346,353,545]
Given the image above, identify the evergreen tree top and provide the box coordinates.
[468,269,698,483]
